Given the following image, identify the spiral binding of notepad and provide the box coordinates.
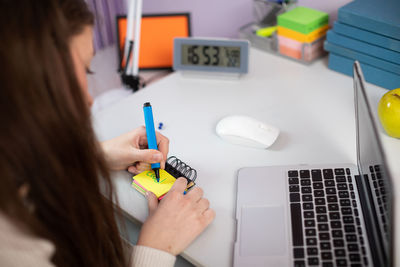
[165,156,197,189]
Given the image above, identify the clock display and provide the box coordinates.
[181,45,241,68]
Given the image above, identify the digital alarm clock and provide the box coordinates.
[173,38,249,74]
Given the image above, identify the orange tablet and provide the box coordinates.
[117,13,191,70]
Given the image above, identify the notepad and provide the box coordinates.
[277,7,329,35]
[132,169,177,199]
[131,156,197,200]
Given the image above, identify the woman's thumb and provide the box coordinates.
[146,191,158,215]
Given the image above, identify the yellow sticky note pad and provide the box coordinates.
[132,169,177,199]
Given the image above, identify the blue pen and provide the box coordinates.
[143,102,161,182]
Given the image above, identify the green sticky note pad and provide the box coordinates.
[277,6,329,34]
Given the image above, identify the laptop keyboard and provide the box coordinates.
[369,165,389,235]
[288,168,368,267]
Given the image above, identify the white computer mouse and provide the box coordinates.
[216,115,279,149]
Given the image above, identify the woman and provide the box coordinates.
[0,0,215,266]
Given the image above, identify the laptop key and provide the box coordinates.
[303,203,313,210]
[320,242,331,250]
[335,168,345,175]
[317,215,328,222]
[336,176,346,183]
[305,220,315,227]
[288,170,298,177]
[329,212,340,220]
[306,238,317,246]
[331,221,342,228]
[337,183,348,190]
[343,216,354,224]
[348,244,359,251]
[332,230,343,238]
[335,249,346,257]
[289,177,299,184]
[318,223,329,231]
[289,185,300,192]
[342,207,352,214]
[290,203,304,246]
[302,194,312,202]
[305,228,316,236]
[316,206,327,213]
[358,226,363,235]
[339,191,349,198]
[333,239,344,247]
[313,182,323,189]
[301,187,312,194]
[327,196,338,203]
[301,179,311,186]
[345,225,356,233]
[328,204,339,211]
[293,248,304,258]
[336,259,347,266]
[290,193,300,202]
[323,169,334,179]
[300,170,310,178]
[361,246,366,254]
[325,180,335,187]
[319,232,330,240]
[311,169,322,179]
[340,199,351,206]
[294,260,305,267]
[349,253,361,262]
[322,262,333,267]
[308,257,319,266]
[314,190,324,197]
[326,188,336,195]
[315,198,325,205]
[304,211,314,218]
[307,247,318,255]
[346,234,357,242]
[321,252,333,260]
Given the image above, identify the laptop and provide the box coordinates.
[234,61,394,267]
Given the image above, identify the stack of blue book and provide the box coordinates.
[323,0,400,90]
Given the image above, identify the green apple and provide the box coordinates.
[378,88,400,138]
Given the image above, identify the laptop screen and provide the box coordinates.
[354,62,393,267]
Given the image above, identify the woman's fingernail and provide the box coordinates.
[152,153,162,161]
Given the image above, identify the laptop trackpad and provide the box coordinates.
[240,205,286,256]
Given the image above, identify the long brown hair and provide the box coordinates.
[0,0,125,266]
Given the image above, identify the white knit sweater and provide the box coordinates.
[0,213,176,267]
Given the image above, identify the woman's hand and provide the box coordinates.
[137,178,215,255]
[101,126,169,174]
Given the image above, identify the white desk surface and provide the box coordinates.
[92,47,400,267]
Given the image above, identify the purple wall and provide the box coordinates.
[140,0,353,38]
[141,0,253,38]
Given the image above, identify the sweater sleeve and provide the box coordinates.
[0,214,176,267]
[129,245,176,267]
[0,214,56,267]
